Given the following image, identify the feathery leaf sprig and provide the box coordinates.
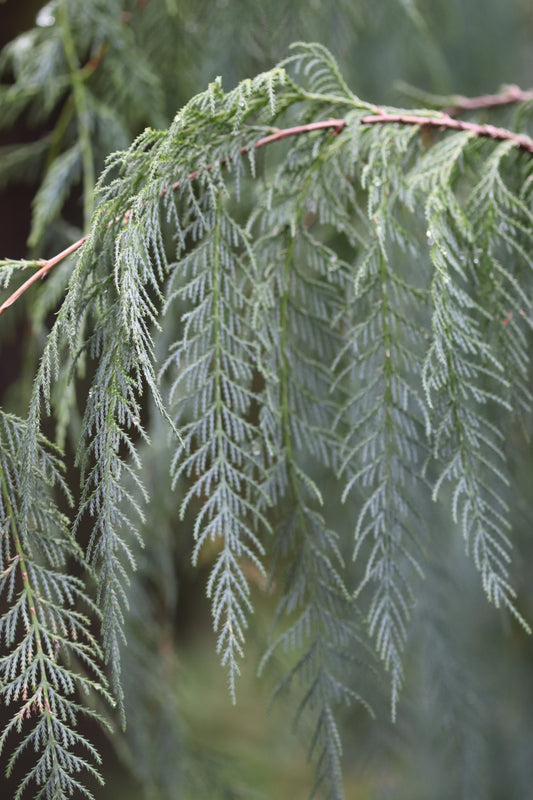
[0,411,111,800]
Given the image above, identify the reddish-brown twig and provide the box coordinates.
[0,238,89,315]
[3,106,533,317]
[0,119,345,315]
[360,110,533,154]
[168,118,346,192]
[444,85,533,116]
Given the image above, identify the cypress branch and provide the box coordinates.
[360,110,533,154]
[1,30,533,799]
[4,95,533,315]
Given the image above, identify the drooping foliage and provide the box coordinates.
[0,411,111,799]
[1,3,533,798]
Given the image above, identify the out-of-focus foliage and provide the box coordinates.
[1,2,533,799]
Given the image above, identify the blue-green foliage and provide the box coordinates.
[1,20,533,800]
[164,198,269,700]
[250,118,372,798]
[0,411,110,799]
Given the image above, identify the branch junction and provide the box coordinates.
[2,89,533,315]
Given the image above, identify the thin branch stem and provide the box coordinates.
[0,119,345,315]
[2,100,533,316]
[444,85,533,115]
[168,118,346,192]
[0,238,88,314]
[360,110,533,154]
